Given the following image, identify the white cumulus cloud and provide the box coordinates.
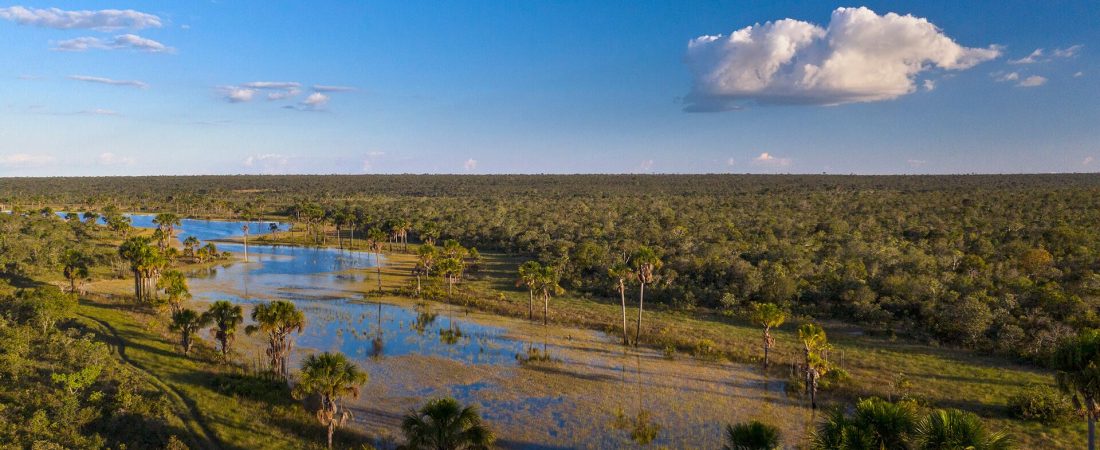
[752,152,791,166]
[0,6,161,31]
[1017,75,1047,87]
[54,34,172,53]
[243,154,291,174]
[684,6,1000,111]
[464,158,478,171]
[68,75,147,88]
[0,153,57,167]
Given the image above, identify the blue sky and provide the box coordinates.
[0,1,1096,175]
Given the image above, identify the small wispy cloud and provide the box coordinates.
[312,85,356,93]
[243,153,291,174]
[54,34,172,53]
[907,159,928,168]
[1017,75,1047,87]
[1009,48,1044,65]
[285,92,329,111]
[241,81,301,90]
[97,152,134,165]
[922,79,936,91]
[1074,71,1085,78]
[68,75,148,89]
[1010,45,1083,64]
[1083,156,1095,166]
[17,74,43,80]
[464,158,479,171]
[994,71,1020,82]
[726,157,736,166]
[0,6,162,31]
[80,108,120,116]
[0,153,57,168]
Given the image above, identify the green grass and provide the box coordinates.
[359,245,1086,449]
[76,296,374,450]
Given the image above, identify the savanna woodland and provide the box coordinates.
[2,174,1100,449]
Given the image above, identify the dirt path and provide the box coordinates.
[81,313,224,450]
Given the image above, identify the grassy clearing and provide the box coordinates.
[76,296,374,450]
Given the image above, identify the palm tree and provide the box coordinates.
[152,212,181,251]
[608,261,634,345]
[723,420,780,450]
[61,249,89,294]
[750,303,787,368]
[630,246,662,346]
[169,308,210,355]
[395,218,412,252]
[400,397,495,450]
[204,300,243,359]
[182,236,200,261]
[367,227,388,292]
[157,270,191,314]
[436,257,465,297]
[798,322,829,409]
[914,408,1013,450]
[810,397,916,450]
[246,300,306,380]
[535,263,563,326]
[517,261,542,322]
[292,352,369,449]
[1052,329,1100,450]
[118,236,165,302]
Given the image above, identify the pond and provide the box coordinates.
[127,214,809,449]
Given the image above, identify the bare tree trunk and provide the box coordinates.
[763,328,771,368]
[543,292,549,325]
[327,420,334,449]
[635,282,645,347]
[619,280,628,345]
[528,290,534,321]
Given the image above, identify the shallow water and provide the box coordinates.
[127,214,807,449]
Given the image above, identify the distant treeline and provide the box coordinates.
[4,174,1100,363]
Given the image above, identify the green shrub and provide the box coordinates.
[691,338,722,362]
[1007,384,1075,424]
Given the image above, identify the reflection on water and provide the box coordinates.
[125,214,538,367]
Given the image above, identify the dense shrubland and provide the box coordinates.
[6,174,1099,364]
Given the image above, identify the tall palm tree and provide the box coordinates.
[436,257,465,297]
[798,323,828,409]
[608,261,634,345]
[61,249,89,294]
[535,263,563,326]
[204,300,243,359]
[246,300,306,380]
[400,397,495,450]
[292,352,369,449]
[630,246,662,346]
[157,270,191,314]
[367,227,388,292]
[152,212,181,251]
[723,420,780,450]
[1052,329,1100,450]
[914,408,1013,450]
[395,218,412,252]
[169,308,210,355]
[517,261,542,322]
[750,303,787,368]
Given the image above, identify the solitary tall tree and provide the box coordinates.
[204,300,243,360]
[608,261,634,345]
[169,308,210,355]
[517,261,542,322]
[798,323,829,409]
[400,397,495,450]
[535,264,563,326]
[750,303,787,369]
[293,352,369,449]
[157,270,191,314]
[630,246,662,346]
[246,300,306,380]
[1052,329,1100,450]
[436,257,465,297]
[367,227,388,292]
